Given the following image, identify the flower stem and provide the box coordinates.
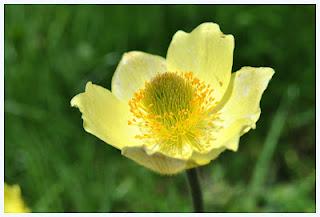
[186,168,204,212]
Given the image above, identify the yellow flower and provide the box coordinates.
[4,183,30,213]
[71,22,274,175]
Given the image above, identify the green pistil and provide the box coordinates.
[143,72,194,119]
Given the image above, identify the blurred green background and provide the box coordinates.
[4,5,315,212]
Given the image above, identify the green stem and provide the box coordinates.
[186,168,204,212]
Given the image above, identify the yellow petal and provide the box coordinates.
[166,22,234,102]
[111,51,167,102]
[122,147,198,175]
[5,183,30,213]
[216,67,275,151]
[190,147,226,165]
[71,82,139,149]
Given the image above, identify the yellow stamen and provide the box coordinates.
[128,72,222,157]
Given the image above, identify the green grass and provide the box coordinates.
[4,5,315,212]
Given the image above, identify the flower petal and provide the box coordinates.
[122,147,197,175]
[190,147,226,165]
[71,82,140,149]
[4,183,30,213]
[111,51,167,102]
[216,67,275,151]
[166,22,234,102]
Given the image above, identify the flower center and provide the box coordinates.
[128,72,222,158]
[142,72,194,128]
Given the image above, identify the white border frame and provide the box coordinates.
[0,1,318,216]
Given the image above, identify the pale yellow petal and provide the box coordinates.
[166,22,234,102]
[190,135,242,165]
[122,147,198,175]
[71,82,140,149]
[111,51,167,101]
[5,183,30,213]
[216,67,275,151]
[190,147,226,165]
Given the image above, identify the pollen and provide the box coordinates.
[128,72,223,158]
